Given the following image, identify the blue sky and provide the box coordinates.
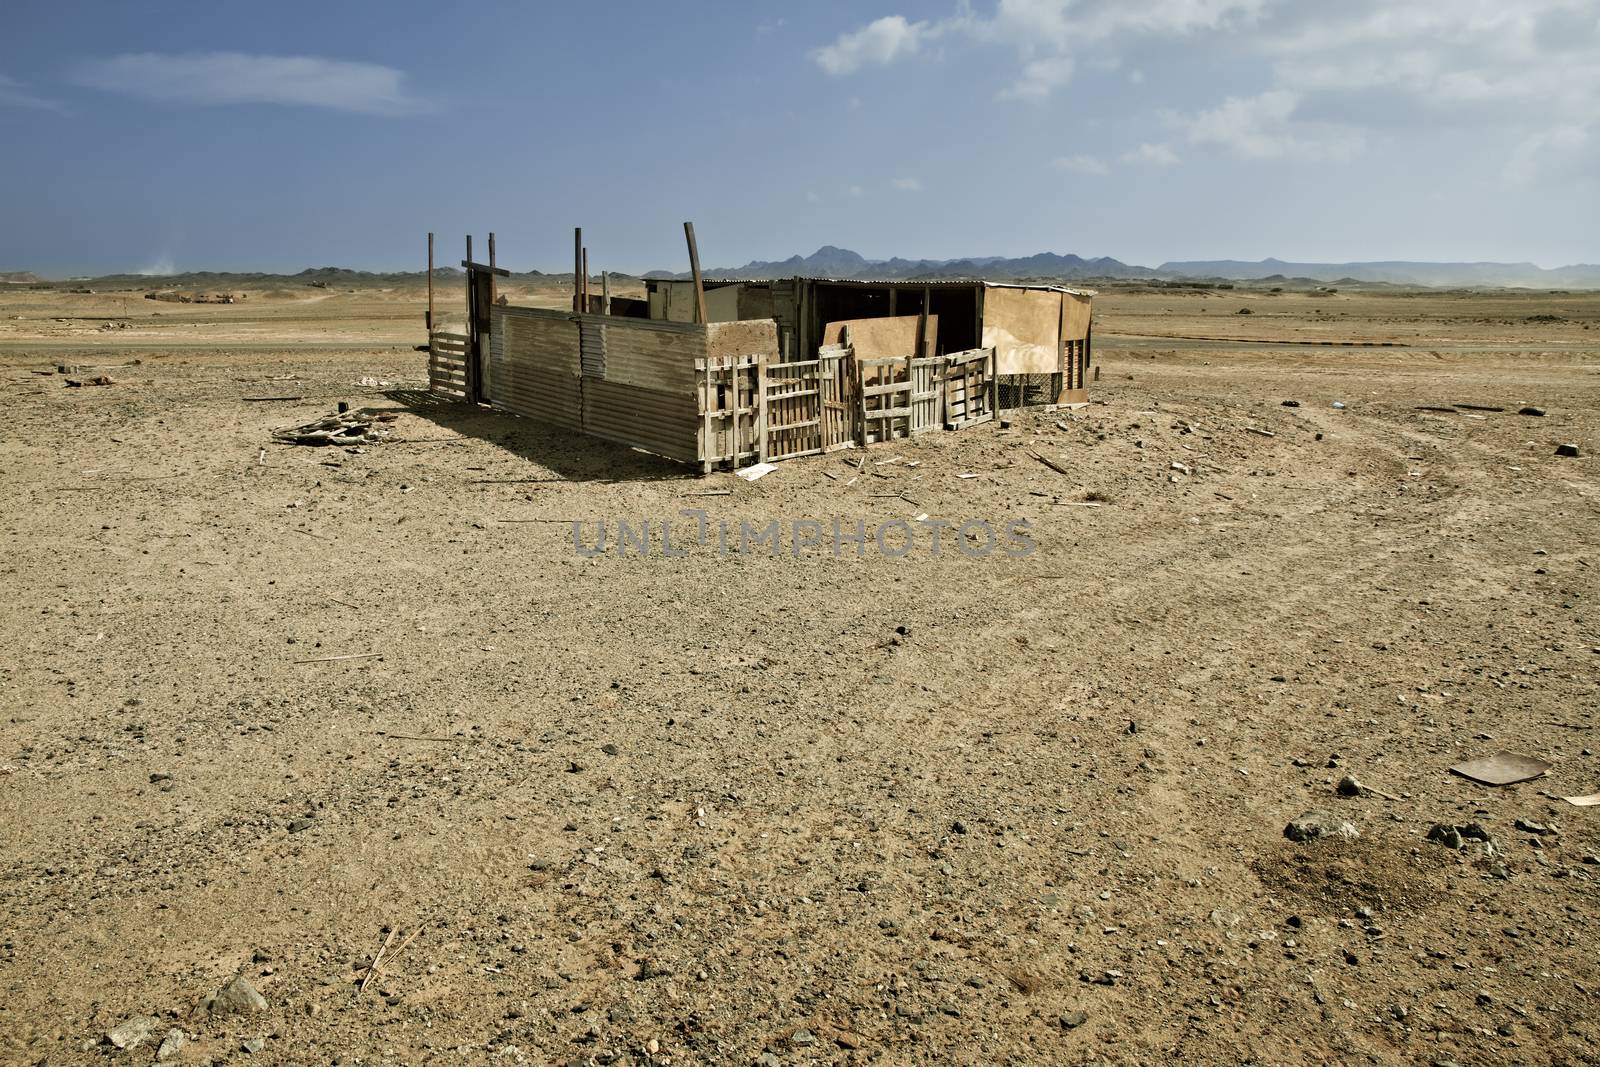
[1,0,1596,275]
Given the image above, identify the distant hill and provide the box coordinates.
[1159,258,1600,289]
[648,245,1162,282]
[9,253,1598,290]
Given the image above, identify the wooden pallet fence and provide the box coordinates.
[855,354,915,445]
[942,347,997,430]
[428,331,469,398]
[815,345,855,455]
[696,354,763,472]
[755,346,858,461]
[910,355,943,434]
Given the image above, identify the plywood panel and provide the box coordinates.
[705,319,779,361]
[820,314,938,359]
[982,286,1061,375]
[1062,291,1092,341]
[655,280,743,323]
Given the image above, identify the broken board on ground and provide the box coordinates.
[1448,751,1552,787]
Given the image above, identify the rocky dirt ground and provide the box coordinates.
[0,284,1597,1066]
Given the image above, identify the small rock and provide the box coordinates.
[156,1029,186,1061]
[288,816,315,833]
[1285,809,1359,843]
[1518,406,1546,417]
[205,975,269,1016]
[1427,824,1464,850]
[1336,775,1364,797]
[242,1035,266,1054]
[791,1028,816,1046]
[1282,400,1300,407]
[1514,819,1555,836]
[1555,443,1580,458]
[1059,1009,1089,1029]
[105,1015,159,1050]
[600,742,619,756]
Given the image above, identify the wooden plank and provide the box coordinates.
[457,260,510,277]
[757,359,769,463]
[426,231,434,331]
[684,221,707,325]
[699,359,713,474]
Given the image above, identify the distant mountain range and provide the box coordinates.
[1157,258,1600,289]
[647,246,1600,289]
[651,245,1163,283]
[8,252,1599,290]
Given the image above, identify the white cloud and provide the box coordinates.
[1505,123,1591,185]
[1001,55,1076,99]
[812,16,931,75]
[818,1,1266,96]
[0,73,62,111]
[805,190,823,204]
[76,53,431,116]
[1122,142,1180,166]
[1180,89,1365,161]
[815,2,1597,185]
[890,176,923,191]
[1053,153,1110,175]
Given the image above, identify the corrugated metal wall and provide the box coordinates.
[488,305,702,464]
[489,306,582,431]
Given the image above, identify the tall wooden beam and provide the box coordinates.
[572,227,583,314]
[487,232,497,307]
[917,286,930,358]
[426,232,434,332]
[581,247,590,315]
[601,271,611,316]
[465,234,475,401]
[684,221,707,325]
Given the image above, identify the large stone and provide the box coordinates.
[156,1029,187,1061]
[204,975,268,1016]
[104,1015,159,1050]
[1285,809,1359,843]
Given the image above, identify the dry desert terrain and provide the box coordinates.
[1,281,1598,1065]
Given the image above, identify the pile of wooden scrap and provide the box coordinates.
[273,408,397,447]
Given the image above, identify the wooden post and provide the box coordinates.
[487,232,497,307]
[426,232,434,332]
[572,227,583,314]
[601,271,611,315]
[684,221,707,325]
[916,286,930,359]
[581,248,590,315]
[756,358,769,463]
[465,235,474,403]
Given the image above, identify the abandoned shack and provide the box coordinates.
[427,233,1093,473]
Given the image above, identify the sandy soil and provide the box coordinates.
[1,283,1597,1066]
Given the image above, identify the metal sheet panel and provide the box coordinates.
[582,379,698,462]
[490,306,582,430]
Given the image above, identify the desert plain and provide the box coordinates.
[1,280,1597,1065]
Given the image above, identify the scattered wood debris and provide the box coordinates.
[274,408,397,447]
